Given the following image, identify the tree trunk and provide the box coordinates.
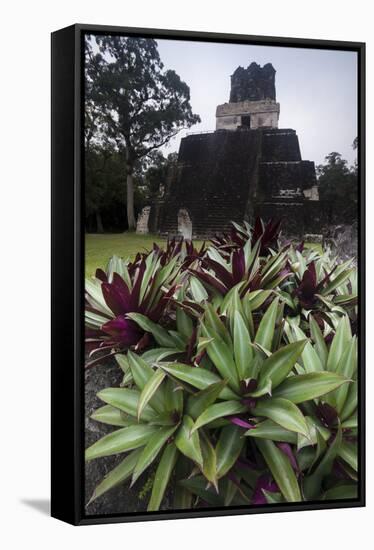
[96,211,104,233]
[126,170,136,231]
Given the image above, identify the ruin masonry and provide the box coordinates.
[140,62,331,239]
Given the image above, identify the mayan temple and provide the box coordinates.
[142,62,326,239]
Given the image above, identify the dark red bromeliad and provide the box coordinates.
[85,237,208,367]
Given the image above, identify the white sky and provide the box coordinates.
[156,38,358,167]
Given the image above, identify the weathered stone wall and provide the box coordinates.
[254,200,328,238]
[156,127,320,239]
[257,160,316,200]
[255,199,357,251]
[153,125,356,242]
[230,62,276,102]
[216,99,280,130]
[261,129,301,162]
[158,130,263,238]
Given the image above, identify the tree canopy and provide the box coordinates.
[317,142,357,204]
[85,35,200,229]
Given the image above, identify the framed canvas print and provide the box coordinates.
[51,24,365,525]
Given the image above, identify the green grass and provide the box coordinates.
[85,232,323,277]
[304,242,323,255]
[85,233,167,276]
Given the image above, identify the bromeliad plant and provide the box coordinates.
[85,238,208,367]
[284,243,357,319]
[85,219,359,509]
[150,238,207,269]
[190,236,291,299]
[85,249,182,366]
[210,219,282,257]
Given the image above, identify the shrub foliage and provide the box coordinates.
[85,220,358,510]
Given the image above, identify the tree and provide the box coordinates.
[143,151,178,199]
[85,146,108,232]
[317,151,357,203]
[85,35,200,230]
[352,137,358,177]
[85,147,149,233]
[85,146,125,232]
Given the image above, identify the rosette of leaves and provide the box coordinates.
[150,238,207,269]
[284,245,357,321]
[114,280,207,369]
[85,349,251,510]
[244,311,358,503]
[86,294,351,508]
[189,236,291,299]
[210,219,281,257]
[281,313,358,500]
[85,250,181,366]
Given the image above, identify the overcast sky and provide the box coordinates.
[156,38,358,166]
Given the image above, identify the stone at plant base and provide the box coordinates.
[85,362,147,515]
[324,223,358,263]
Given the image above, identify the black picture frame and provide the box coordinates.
[51,23,366,526]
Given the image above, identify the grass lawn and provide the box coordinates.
[85,233,166,276]
[85,233,206,277]
[85,232,322,277]
[305,242,323,255]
